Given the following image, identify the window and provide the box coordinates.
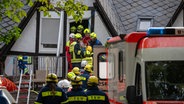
[119,51,124,82]
[40,11,64,49]
[41,18,60,48]
[98,53,114,79]
[137,17,153,31]
[146,61,184,100]
[135,63,142,95]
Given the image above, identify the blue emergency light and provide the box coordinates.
[147,27,184,36]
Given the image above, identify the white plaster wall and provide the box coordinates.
[11,13,37,52]
[83,0,95,7]
[172,10,183,27]
[94,11,111,45]
[5,56,16,76]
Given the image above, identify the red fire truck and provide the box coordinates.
[93,27,184,104]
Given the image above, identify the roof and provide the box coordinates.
[97,0,183,34]
[0,1,39,60]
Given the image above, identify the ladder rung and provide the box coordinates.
[21,82,29,84]
[15,81,29,85]
[19,95,27,99]
[20,89,28,92]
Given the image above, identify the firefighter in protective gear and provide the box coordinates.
[90,32,102,48]
[67,72,76,81]
[66,76,88,104]
[70,26,76,33]
[66,33,76,72]
[86,76,110,104]
[82,46,93,65]
[77,25,84,34]
[35,73,67,104]
[71,33,84,68]
[82,28,91,46]
[72,67,81,76]
[80,64,93,89]
[17,56,29,75]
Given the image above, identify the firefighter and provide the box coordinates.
[72,67,81,76]
[83,46,93,65]
[65,76,88,104]
[70,26,76,33]
[34,73,67,104]
[66,33,75,72]
[67,71,76,81]
[90,32,102,48]
[86,76,110,104]
[80,64,93,89]
[77,25,84,37]
[82,28,91,46]
[17,55,29,75]
[71,33,84,68]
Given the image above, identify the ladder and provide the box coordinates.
[16,68,33,104]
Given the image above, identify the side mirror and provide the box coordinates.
[126,85,137,104]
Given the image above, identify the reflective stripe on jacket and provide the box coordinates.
[66,87,88,104]
[86,86,110,104]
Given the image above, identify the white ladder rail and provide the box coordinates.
[27,68,33,104]
[16,70,23,104]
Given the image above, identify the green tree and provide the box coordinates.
[0,0,88,44]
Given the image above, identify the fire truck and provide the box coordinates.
[93,27,184,104]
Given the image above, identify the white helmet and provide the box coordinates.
[81,60,88,68]
[69,33,75,38]
[57,79,71,88]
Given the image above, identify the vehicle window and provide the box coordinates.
[119,51,124,82]
[98,53,114,79]
[135,63,142,95]
[146,61,184,100]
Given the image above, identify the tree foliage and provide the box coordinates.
[0,0,88,44]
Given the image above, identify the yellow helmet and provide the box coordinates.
[72,67,80,75]
[87,76,99,86]
[83,28,90,34]
[46,73,58,83]
[84,64,93,73]
[67,72,76,80]
[86,46,92,52]
[17,56,23,60]
[70,26,76,33]
[77,25,84,32]
[74,33,82,39]
[90,32,97,39]
[71,76,82,85]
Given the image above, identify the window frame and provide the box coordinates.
[137,17,153,32]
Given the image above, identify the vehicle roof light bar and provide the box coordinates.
[147,27,184,36]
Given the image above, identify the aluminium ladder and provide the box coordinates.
[16,68,33,104]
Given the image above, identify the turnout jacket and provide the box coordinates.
[34,84,67,104]
[66,87,88,104]
[86,86,110,104]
